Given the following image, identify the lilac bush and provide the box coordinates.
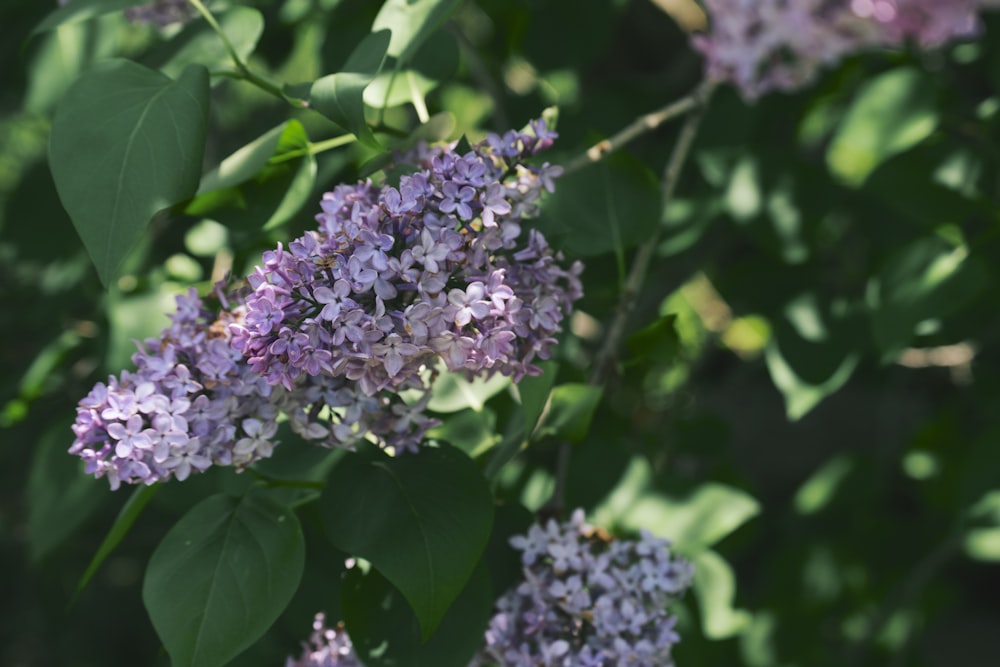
[694,0,1000,99]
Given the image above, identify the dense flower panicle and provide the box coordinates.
[231,120,582,404]
[285,613,362,667]
[69,284,438,487]
[694,0,1000,99]
[69,286,280,489]
[472,510,694,667]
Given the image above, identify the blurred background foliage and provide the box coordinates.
[3,0,1000,665]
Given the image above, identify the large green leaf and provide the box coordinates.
[320,443,493,639]
[142,491,305,667]
[310,30,391,150]
[363,29,459,109]
[827,67,938,186]
[427,367,511,413]
[49,59,210,285]
[342,562,492,667]
[372,0,462,64]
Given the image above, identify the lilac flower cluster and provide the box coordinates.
[693,0,1000,99]
[473,510,694,667]
[231,120,581,402]
[285,511,693,667]
[57,0,196,27]
[70,284,438,488]
[285,613,362,667]
[69,286,279,489]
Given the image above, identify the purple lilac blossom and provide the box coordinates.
[286,511,693,667]
[231,119,582,402]
[284,613,362,667]
[69,285,280,489]
[69,283,437,488]
[57,0,196,27]
[471,509,694,667]
[693,0,1000,100]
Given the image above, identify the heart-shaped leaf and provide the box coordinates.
[320,443,493,639]
[142,491,305,667]
[49,59,209,285]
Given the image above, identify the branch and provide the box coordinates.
[548,80,716,512]
[562,86,707,175]
[589,80,715,387]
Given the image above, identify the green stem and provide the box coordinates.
[187,0,293,104]
[267,135,356,165]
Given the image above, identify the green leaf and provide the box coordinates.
[49,59,210,286]
[150,7,265,80]
[342,562,492,667]
[372,0,462,64]
[534,383,603,443]
[541,153,660,256]
[364,30,459,109]
[428,367,511,413]
[692,549,752,639]
[869,236,989,360]
[626,313,680,366]
[516,360,558,439]
[320,443,493,639]
[827,67,938,186]
[76,484,158,595]
[196,124,287,194]
[27,418,107,563]
[142,491,305,667]
[25,18,120,114]
[310,30,391,150]
[614,476,761,553]
[32,0,146,35]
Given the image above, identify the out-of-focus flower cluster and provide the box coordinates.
[57,0,196,28]
[286,511,694,667]
[694,0,1000,99]
[473,509,694,666]
[285,613,362,667]
[231,121,581,400]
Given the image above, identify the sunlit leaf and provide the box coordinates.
[827,67,938,186]
[372,0,462,65]
[693,549,752,639]
[534,383,603,443]
[150,7,264,79]
[32,0,146,35]
[49,60,209,286]
[428,367,511,413]
[310,30,391,150]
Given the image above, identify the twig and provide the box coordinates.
[548,81,716,513]
[588,80,715,387]
[562,87,707,175]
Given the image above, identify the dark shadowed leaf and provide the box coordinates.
[49,59,209,285]
[310,30,391,150]
[541,153,660,256]
[142,491,305,667]
[534,383,603,443]
[342,562,491,667]
[320,443,493,639]
[75,484,157,595]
